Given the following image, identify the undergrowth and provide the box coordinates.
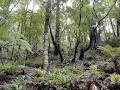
[35,66,83,89]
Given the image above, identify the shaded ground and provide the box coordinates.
[0,50,120,90]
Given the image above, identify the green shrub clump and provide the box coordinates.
[107,37,120,47]
[0,61,21,75]
[25,57,43,68]
[0,84,23,90]
[98,45,120,57]
[35,66,83,89]
[111,74,120,83]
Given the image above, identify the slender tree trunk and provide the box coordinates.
[117,20,120,37]
[43,0,51,70]
[96,28,101,46]
[68,35,72,55]
[109,18,116,36]
[72,39,80,62]
[10,46,14,60]
[117,0,120,37]
[72,4,83,62]
[79,24,94,60]
[49,24,64,63]
[54,0,60,55]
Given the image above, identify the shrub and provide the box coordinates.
[107,37,120,47]
[0,61,21,75]
[35,66,83,89]
[0,84,22,90]
[111,74,120,83]
[98,45,120,57]
[89,65,100,77]
[25,58,43,68]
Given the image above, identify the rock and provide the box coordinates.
[98,62,116,74]
[25,82,56,90]
[97,73,110,81]
[84,61,92,67]
[25,82,38,90]
[114,56,120,73]
[0,71,6,81]
[108,83,120,90]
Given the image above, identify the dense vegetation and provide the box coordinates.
[0,0,120,90]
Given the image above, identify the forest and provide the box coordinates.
[0,0,120,90]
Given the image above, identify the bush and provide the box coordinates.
[98,45,120,57]
[0,61,21,75]
[111,74,120,83]
[89,65,100,78]
[25,57,43,68]
[107,37,120,47]
[0,84,22,90]
[35,66,83,89]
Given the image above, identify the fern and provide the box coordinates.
[5,31,33,58]
[99,45,120,57]
[111,74,120,83]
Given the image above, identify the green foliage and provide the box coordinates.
[35,66,83,89]
[89,65,100,77]
[99,45,120,57]
[111,74,120,83]
[0,61,21,74]
[0,84,23,90]
[7,31,32,53]
[25,57,43,68]
[107,37,120,47]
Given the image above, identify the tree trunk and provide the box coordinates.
[72,39,80,62]
[117,20,120,37]
[43,0,51,70]
[109,18,116,36]
[10,46,14,60]
[68,35,72,55]
[49,24,64,63]
[54,0,60,55]
[91,24,101,49]
[72,4,83,62]
[117,0,120,37]
[79,25,94,60]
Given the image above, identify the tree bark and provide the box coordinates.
[54,0,61,55]
[117,0,120,37]
[49,24,64,63]
[117,20,120,37]
[43,0,51,70]
[109,18,116,36]
[79,24,94,60]
[72,4,83,62]
[72,39,80,62]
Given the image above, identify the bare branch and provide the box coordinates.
[97,0,117,26]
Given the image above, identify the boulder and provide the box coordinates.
[98,62,116,74]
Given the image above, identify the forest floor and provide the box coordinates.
[0,50,120,90]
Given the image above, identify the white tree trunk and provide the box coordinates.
[43,0,51,70]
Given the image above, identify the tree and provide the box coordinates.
[116,0,120,37]
[43,0,51,70]
[54,0,61,55]
[79,0,117,60]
